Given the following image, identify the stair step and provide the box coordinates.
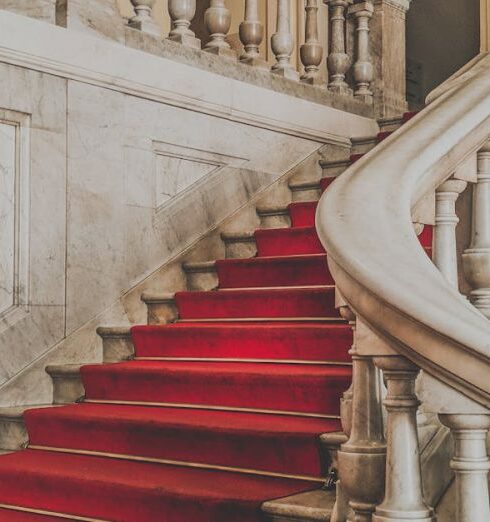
[80,361,351,415]
[320,177,335,193]
[216,254,332,288]
[182,260,219,291]
[175,287,338,320]
[256,205,291,228]
[318,159,351,177]
[25,403,340,477]
[140,292,179,325]
[220,231,257,259]
[0,449,314,522]
[45,365,84,405]
[262,488,336,521]
[255,227,324,256]
[288,201,317,227]
[131,323,352,362]
[288,180,321,202]
[96,327,134,363]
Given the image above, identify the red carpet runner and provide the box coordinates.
[0,127,430,521]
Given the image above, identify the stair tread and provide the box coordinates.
[0,450,314,522]
[25,403,341,478]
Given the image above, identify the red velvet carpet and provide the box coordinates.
[0,127,431,520]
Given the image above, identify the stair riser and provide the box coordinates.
[223,239,257,259]
[99,334,134,363]
[289,203,317,228]
[50,375,84,405]
[81,369,351,415]
[258,213,291,229]
[184,269,219,292]
[290,187,321,203]
[175,289,337,319]
[0,418,28,451]
[132,325,352,361]
[255,230,324,257]
[143,299,179,325]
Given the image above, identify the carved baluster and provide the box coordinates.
[439,414,490,522]
[271,0,299,80]
[463,141,490,317]
[325,0,351,94]
[300,0,323,85]
[336,314,386,522]
[167,0,201,49]
[434,178,467,288]
[350,1,374,100]
[373,356,435,522]
[204,0,235,59]
[129,0,160,35]
[239,0,266,67]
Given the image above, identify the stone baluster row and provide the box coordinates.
[127,0,376,99]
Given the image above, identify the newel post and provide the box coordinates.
[463,140,490,317]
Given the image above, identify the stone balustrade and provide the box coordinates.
[0,0,412,116]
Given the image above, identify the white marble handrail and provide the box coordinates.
[316,53,490,408]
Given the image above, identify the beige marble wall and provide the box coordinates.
[0,9,376,406]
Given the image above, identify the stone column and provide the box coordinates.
[271,0,299,80]
[325,0,351,94]
[463,141,490,317]
[373,356,435,522]
[434,178,467,288]
[56,0,125,42]
[439,414,490,522]
[300,0,324,85]
[239,0,267,67]
[167,0,201,49]
[350,1,374,101]
[129,0,160,36]
[370,0,411,117]
[204,0,235,59]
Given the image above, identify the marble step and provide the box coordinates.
[256,205,291,229]
[318,159,351,178]
[45,365,85,405]
[220,231,257,259]
[96,326,134,363]
[350,135,378,155]
[141,292,179,325]
[182,260,218,291]
[288,180,322,203]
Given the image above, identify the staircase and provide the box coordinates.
[0,116,424,521]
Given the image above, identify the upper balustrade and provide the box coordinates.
[0,0,412,118]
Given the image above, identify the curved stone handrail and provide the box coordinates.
[316,53,490,409]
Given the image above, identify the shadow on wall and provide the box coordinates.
[406,0,480,109]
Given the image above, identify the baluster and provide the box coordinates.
[300,0,323,85]
[204,0,235,59]
[463,141,490,317]
[373,356,435,522]
[350,1,374,100]
[336,314,386,522]
[167,0,201,49]
[434,178,467,287]
[325,0,351,94]
[129,0,160,36]
[439,414,490,522]
[271,0,299,80]
[239,0,266,67]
